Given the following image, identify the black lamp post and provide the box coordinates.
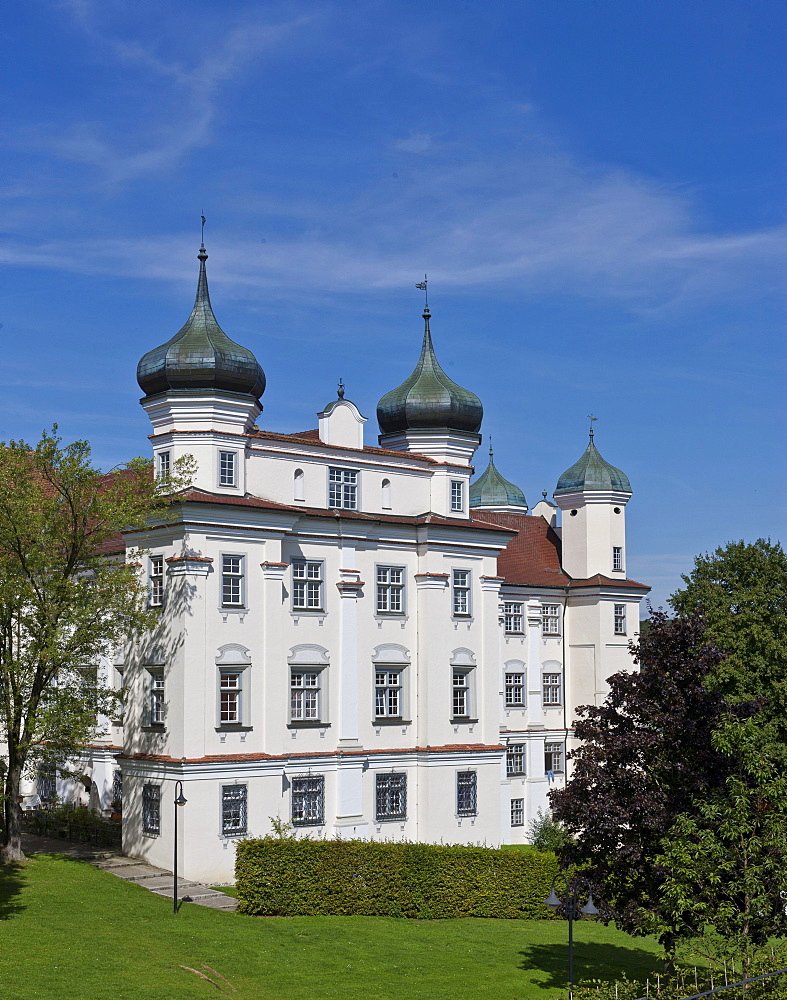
[544,876,600,988]
[173,780,187,914]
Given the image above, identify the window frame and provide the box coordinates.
[328,467,359,510]
[291,774,325,826]
[218,449,238,488]
[541,603,561,636]
[289,668,324,724]
[142,783,161,834]
[456,770,477,817]
[504,671,525,707]
[219,670,243,725]
[542,672,562,707]
[450,479,465,513]
[510,797,525,827]
[612,546,624,572]
[375,565,405,615]
[452,568,471,617]
[291,559,324,613]
[221,784,247,837]
[503,601,524,634]
[451,667,474,720]
[544,741,565,774]
[149,555,164,608]
[148,670,165,727]
[375,772,407,822]
[506,744,526,776]
[220,554,245,609]
[156,451,171,478]
[614,603,627,635]
[374,667,404,721]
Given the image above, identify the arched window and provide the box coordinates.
[381,478,391,509]
[293,468,305,502]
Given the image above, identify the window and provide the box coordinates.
[542,672,562,706]
[291,775,324,826]
[376,772,407,821]
[506,744,526,776]
[290,670,321,721]
[381,478,391,509]
[450,480,465,513]
[293,468,305,502]
[542,604,561,636]
[221,555,244,607]
[219,450,237,487]
[614,603,627,635]
[221,785,247,836]
[376,566,404,614]
[503,602,524,634]
[156,451,171,478]
[292,560,323,611]
[149,555,164,608]
[545,742,564,774]
[456,770,477,816]
[328,467,358,510]
[149,672,165,726]
[612,546,624,572]
[374,669,402,718]
[112,769,123,807]
[142,783,160,834]
[505,671,525,707]
[38,764,56,804]
[511,798,525,827]
[452,669,472,718]
[452,569,471,616]
[219,671,242,724]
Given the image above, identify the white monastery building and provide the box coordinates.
[29,244,649,883]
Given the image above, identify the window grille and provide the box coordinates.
[374,669,402,718]
[376,566,404,613]
[292,560,323,610]
[112,769,123,806]
[292,775,324,826]
[38,764,57,804]
[542,672,562,706]
[452,669,471,718]
[221,555,244,607]
[219,450,237,487]
[291,671,320,721]
[328,468,358,509]
[506,744,526,776]
[504,672,525,707]
[503,602,524,633]
[612,546,624,572]
[221,784,247,836]
[150,673,165,725]
[511,798,525,827]
[452,569,471,616]
[142,783,160,834]
[542,604,561,636]
[450,480,464,512]
[456,770,477,816]
[149,555,164,607]
[545,742,564,774]
[220,671,242,724]
[375,772,407,821]
[614,604,627,635]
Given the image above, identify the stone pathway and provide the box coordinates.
[22,832,237,912]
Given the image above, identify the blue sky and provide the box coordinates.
[1,0,784,608]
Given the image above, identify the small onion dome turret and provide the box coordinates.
[469,442,527,509]
[377,306,483,434]
[554,428,631,496]
[137,245,266,399]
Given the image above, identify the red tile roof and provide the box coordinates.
[569,573,650,591]
[472,511,570,588]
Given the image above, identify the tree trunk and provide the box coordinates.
[1,756,26,863]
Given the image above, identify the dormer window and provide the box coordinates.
[219,450,237,488]
[329,468,358,510]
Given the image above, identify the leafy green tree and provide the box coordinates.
[0,428,189,862]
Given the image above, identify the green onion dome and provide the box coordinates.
[377,307,483,434]
[470,444,527,509]
[555,430,631,495]
[137,245,266,400]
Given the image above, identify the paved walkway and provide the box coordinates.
[21,832,237,912]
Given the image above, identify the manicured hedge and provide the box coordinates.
[235,838,563,918]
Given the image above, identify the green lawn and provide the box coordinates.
[1,854,664,1000]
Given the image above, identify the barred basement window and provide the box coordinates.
[221,785,247,836]
[291,775,324,826]
[542,672,562,706]
[219,450,237,487]
[149,555,164,608]
[452,569,471,616]
[292,560,323,611]
[328,467,358,510]
[506,744,526,776]
[614,603,627,635]
[542,604,561,636]
[545,742,564,774]
[376,566,404,614]
[456,770,477,816]
[374,669,402,718]
[511,797,525,827]
[142,783,160,834]
[38,764,56,804]
[505,671,525,707]
[375,772,407,821]
[503,602,524,634]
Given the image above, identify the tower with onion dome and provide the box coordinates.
[136,242,265,494]
[553,424,632,580]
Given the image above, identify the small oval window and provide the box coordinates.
[570,509,578,517]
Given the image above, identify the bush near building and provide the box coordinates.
[235,837,563,918]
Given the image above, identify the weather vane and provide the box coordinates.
[588,414,598,439]
[415,274,428,306]
[200,212,206,246]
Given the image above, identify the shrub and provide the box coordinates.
[235,838,564,918]
[527,808,571,853]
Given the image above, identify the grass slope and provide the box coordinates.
[0,854,663,1000]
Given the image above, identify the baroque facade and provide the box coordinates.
[26,244,649,883]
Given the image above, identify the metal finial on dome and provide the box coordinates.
[542,490,548,500]
[337,378,345,399]
[588,414,598,441]
[415,274,428,307]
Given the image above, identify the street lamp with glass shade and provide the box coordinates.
[544,876,600,987]
[173,780,187,914]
